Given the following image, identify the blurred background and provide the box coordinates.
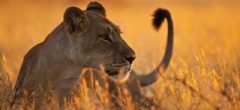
[0,0,239,84]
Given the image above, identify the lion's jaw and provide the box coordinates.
[105,64,133,82]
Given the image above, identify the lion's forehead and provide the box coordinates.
[85,11,121,33]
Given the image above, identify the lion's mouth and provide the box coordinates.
[105,70,119,76]
[103,64,132,82]
[105,64,132,80]
[105,65,132,76]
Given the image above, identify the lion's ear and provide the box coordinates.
[64,7,89,34]
[86,2,106,17]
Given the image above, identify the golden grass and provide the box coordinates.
[0,0,240,109]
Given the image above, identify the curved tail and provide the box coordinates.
[137,8,174,86]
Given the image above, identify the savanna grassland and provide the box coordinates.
[0,0,239,109]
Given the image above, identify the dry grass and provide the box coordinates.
[0,0,240,109]
[0,52,13,109]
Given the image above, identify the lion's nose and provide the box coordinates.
[124,55,136,64]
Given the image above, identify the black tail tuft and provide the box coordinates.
[152,8,170,31]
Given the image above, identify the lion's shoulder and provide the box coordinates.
[24,43,43,61]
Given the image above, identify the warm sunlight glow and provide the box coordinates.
[0,0,239,109]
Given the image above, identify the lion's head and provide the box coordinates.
[63,3,136,81]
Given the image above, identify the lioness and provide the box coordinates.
[11,1,173,109]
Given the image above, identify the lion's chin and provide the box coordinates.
[105,65,132,83]
[110,71,130,83]
[109,71,130,83]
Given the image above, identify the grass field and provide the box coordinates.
[0,0,240,109]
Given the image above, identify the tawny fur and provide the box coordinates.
[11,2,173,109]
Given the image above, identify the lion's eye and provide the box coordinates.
[99,34,111,43]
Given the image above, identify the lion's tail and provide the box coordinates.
[137,8,174,86]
